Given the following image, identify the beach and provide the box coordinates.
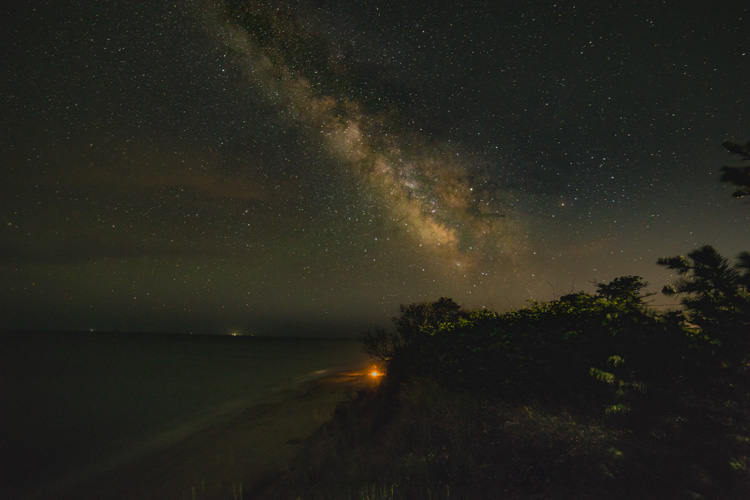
[48,369,377,500]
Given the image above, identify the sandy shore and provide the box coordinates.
[49,369,378,500]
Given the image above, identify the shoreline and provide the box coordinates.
[42,368,378,500]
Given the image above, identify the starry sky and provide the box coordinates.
[2,0,748,335]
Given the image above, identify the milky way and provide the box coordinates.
[1,0,747,334]
[203,1,526,272]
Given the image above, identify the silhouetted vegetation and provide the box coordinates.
[720,139,750,199]
[257,249,749,499]
[593,274,655,304]
[659,245,750,370]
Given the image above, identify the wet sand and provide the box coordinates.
[50,369,378,500]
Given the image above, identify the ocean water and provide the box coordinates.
[0,331,371,499]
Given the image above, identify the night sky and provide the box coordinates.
[2,0,748,335]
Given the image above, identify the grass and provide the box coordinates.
[252,378,627,499]
[247,370,750,499]
[250,281,750,499]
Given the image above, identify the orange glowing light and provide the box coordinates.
[369,366,383,378]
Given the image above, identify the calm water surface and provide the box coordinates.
[0,331,370,499]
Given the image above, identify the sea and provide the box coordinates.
[0,331,372,500]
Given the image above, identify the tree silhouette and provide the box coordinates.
[392,296,462,344]
[363,297,464,364]
[362,325,400,362]
[720,140,750,199]
[594,275,654,305]
[658,245,750,367]
[659,246,743,296]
